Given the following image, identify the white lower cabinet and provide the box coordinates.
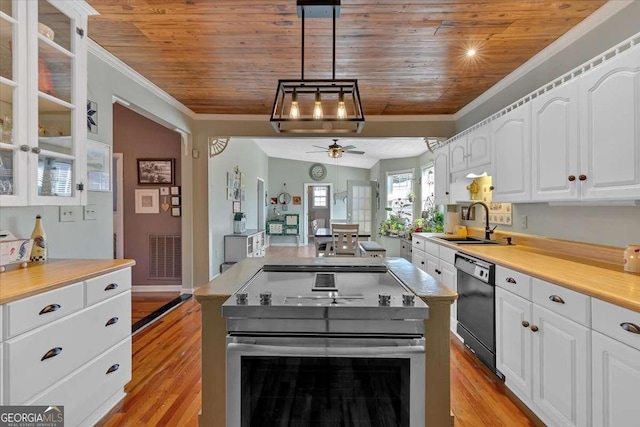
[497,283,590,427]
[532,305,590,427]
[496,287,533,401]
[592,331,640,427]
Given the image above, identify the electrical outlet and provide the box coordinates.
[59,206,75,222]
[84,204,97,220]
[520,215,527,229]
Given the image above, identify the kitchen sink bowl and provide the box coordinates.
[433,236,502,245]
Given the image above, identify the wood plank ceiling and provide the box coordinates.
[86,0,608,115]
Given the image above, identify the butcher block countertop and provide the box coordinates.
[0,259,136,304]
[415,233,640,313]
[194,256,457,302]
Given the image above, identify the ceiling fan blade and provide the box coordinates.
[311,145,328,150]
[306,150,328,153]
[341,145,356,150]
[345,150,365,155]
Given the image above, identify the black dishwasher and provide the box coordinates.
[455,252,502,379]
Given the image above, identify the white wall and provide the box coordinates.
[207,139,269,278]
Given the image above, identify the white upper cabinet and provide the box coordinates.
[579,44,640,201]
[449,123,492,174]
[0,0,92,207]
[491,103,532,202]
[433,145,450,205]
[531,79,580,201]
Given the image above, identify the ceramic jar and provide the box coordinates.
[30,214,47,262]
[623,245,640,273]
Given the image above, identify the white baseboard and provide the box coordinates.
[132,285,182,292]
[268,243,300,247]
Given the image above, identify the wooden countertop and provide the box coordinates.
[413,233,640,313]
[0,259,136,304]
[194,257,457,302]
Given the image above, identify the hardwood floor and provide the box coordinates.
[131,292,181,325]
[99,245,536,426]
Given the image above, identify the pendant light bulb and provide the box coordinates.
[313,89,323,120]
[289,90,300,119]
[337,90,347,120]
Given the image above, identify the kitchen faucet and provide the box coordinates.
[466,201,496,240]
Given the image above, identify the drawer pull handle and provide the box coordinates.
[549,295,565,304]
[620,322,640,334]
[41,347,62,361]
[105,317,119,327]
[522,320,530,328]
[506,277,516,284]
[530,325,539,332]
[106,364,120,375]
[104,283,118,291]
[39,304,61,315]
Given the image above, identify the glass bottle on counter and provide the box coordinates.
[30,215,47,262]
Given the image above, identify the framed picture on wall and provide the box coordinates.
[170,186,181,195]
[232,201,241,213]
[171,196,181,206]
[135,189,159,214]
[171,207,181,217]
[137,158,174,185]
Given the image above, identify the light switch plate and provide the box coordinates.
[84,204,97,220]
[520,215,527,229]
[59,206,75,222]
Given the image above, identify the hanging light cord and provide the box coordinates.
[301,8,305,80]
[332,6,336,80]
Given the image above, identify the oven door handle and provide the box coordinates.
[227,343,425,357]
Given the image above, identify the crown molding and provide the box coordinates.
[454,0,634,120]
[194,114,268,121]
[87,39,196,120]
[366,115,454,122]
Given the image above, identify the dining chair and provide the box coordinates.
[311,219,330,257]
[330,223,360,257]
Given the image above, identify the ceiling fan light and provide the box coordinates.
[313,90,324,119]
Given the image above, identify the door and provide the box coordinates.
[113,153,123,259]
[347,180,377,235]
[304,183,332,246]
[257,178,265,231]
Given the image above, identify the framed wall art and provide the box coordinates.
[232,201,241,213]
[135,189,159,214]
[171,196,181,206]
[171,207,181,217]
[170,186,181,195]
[137,158,174,185]
[86,139,111,192]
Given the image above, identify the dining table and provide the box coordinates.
[314,227,371,256]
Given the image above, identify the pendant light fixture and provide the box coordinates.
[270,0,365,134]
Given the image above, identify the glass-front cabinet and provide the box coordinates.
[0,0,95,207]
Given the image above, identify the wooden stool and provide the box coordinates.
[359,241,387,258]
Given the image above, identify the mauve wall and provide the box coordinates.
[113,104,182,287]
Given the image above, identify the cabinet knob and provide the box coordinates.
[521,320,530,328]
[31,147,41,154]
[620,322,640,334]
[421,261,425,265]
[489,186,494,191]
[445,191,449,195]
[506,277,517,284]
[548,295,565,304]
[106,364,120,375]
[578,174,587,181]
[20,144,30,152]
[568,175,576,182]
[105,316,119,327]
[104,283,118,291]
[530,325,539,332]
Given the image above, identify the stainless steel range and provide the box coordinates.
[222,264,428,427]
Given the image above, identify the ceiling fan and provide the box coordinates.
[307,139,365,158]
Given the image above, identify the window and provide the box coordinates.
[312,186,328,208]
[386,170,413,224]
[421,164,435,212]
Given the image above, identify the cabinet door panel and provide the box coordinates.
[411,249,427,272]
[532,305,590,427]
[531,80,580,201]
[440,260,457,329]
[579,45,640,200]
[433,146,450,205]
[496,288,532,401]
[592,331,640,427]
[425,253,439,279]
[467,124,491,170]
[491,104,531,202]
[449,137,467,173]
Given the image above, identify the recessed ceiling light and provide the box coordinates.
[466,48,477,57]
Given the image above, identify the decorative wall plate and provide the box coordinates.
[209,137,230,157]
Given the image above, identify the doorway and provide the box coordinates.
[302,183,333,245]
[257,178,265,231]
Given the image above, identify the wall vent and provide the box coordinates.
[148,234,182,279]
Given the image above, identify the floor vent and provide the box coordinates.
[148,234,182,279]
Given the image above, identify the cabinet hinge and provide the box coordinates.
[76,27,84,38]
[76,183,84,192]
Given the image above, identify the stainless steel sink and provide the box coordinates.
[433,236,502,245]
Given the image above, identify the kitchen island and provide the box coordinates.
[195,257,457,427]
